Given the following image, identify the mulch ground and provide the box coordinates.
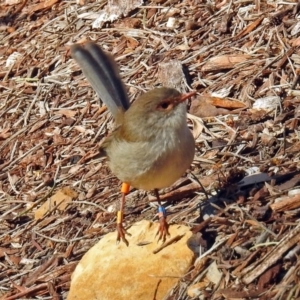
[1,0,300,299]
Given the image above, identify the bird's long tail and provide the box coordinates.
[70,42,130,118]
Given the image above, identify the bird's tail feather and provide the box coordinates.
[70,42,130,118]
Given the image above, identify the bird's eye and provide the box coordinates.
[158,101,172,110]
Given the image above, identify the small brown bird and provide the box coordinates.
[71,42,195,245]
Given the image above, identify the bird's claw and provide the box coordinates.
[156,216,170,242]
[116,223,130,246]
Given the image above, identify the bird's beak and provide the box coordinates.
[178,91,197,103]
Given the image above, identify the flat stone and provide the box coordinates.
[68,220,196,300]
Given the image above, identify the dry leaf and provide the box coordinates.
[201,54,251,72]
[270,194,300,212]
[188,113,204,139]
[5,0,22,4]
[126,36,139,49]
[192,100,227,117]
[207,96,246,109]
[30,0,60,12]
[206,261,222,285]
[233,15,265,40]
[74,126,86,133]
[187,282,208,298]
[190,97,233,117]
[55,109,77,118]
[114,18,141,29]
[0,128,12,140]
[291,36,300,47]
[174,44,190,51]
[28,119,48,133]
[34,187,78,220]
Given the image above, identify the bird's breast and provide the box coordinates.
[106,125,195,190]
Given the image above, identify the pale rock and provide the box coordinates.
[68,220,196,300]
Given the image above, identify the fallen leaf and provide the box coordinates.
[55,109,77,118]
[202,54,251,72]
[0,128,12,140]
[35,187,78,220]
[31,0,60,12]
[292,36,300,47]
[233,15,265,40]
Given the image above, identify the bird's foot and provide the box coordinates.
[116,210,131,246]
[156,206,170,242]
[116,223,130,246]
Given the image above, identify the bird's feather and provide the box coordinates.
[70,42,130,119]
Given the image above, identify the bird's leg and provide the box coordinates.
[116,182,131,246]
[154,189,170,241]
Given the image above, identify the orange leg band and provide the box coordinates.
[121,182,130,194]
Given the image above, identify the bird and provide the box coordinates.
[70,42,195,245]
